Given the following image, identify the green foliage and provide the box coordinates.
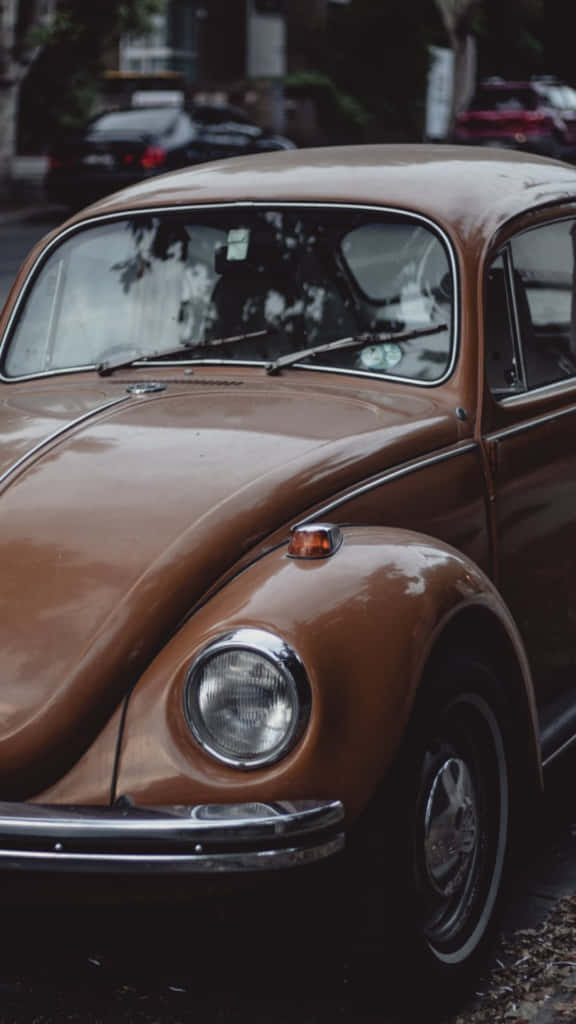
[294,0,439,143]
[19,0,163,151]
[475,0,545,78]
[539,0,576,85]
[284,70,372,143]
[45,0,163,43]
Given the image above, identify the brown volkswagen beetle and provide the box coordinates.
[1,143,576,996]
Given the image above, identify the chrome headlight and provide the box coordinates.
[183,629,311,769]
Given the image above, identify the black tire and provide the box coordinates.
[346,656,510,1011]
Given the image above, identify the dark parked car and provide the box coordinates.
[454,77,576,160]
[5,143,576,1007]
[45,102,296,208]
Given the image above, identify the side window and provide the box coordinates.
[510,219,576,389]
[485,253,520,395]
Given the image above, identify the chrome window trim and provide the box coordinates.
[0,394,132,490]
[486,402,576,442]
[498,376,576,404]
[183,627,312,770]
[0,201,460,388]
[542,731,576,769]
[484,244,525,399]
[294,442,477,526]
[503,242,528,391]
[490,213,576,402]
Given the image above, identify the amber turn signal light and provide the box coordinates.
[287,523,343,559]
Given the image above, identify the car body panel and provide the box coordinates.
[485,381,576,695]
[0,372,459,794]
[1,146,575,907]
[36,527,539,820]
[68,145,576,257]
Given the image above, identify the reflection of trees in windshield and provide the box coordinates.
[198,211,358,355]
[107,211,383,354]
[111,219,189,294]
[7,207,454,381]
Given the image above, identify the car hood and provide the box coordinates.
[0,374,459,792]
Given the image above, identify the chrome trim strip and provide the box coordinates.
[0,363,105,384]
[293,442,478,526]
[542,731,576,769]
[487,402,576,442]
[499,377,576,404]
[0,798,342,843]
[502,242,528,392]
[0,201,459,388]
[0,836,344,875]
[0,395,131,490]
[183,628,312,769]
[0,798,344,874]
[125,357,452,387]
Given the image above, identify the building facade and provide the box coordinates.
[116,0,350,137]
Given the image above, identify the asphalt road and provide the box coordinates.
[1,208,576,1022]
[0,794,574,1024]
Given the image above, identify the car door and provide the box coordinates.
[483,213,576,710]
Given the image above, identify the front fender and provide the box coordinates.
[38,526,538,818]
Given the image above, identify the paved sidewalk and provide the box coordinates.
[0,154,65,224]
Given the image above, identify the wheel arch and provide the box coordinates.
[419,602,543,806]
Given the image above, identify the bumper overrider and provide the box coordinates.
[0,799,344,875]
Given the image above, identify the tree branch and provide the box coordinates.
[435,0,482,42]
[13,0,57,68]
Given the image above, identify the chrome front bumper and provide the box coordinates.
[0,799,344,875]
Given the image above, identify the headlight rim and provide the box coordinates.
[183,628,312,770]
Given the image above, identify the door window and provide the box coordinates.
[510,219,576,389]
[484,253,521,395]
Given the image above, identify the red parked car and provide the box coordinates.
[454,77,576,160]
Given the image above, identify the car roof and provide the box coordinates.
[68,144,576,255]
[477,80,535,89]
[90,103,252,121]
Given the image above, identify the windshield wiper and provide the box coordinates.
[97,329,273,376]
[265,323,449,376]
[97,322,449,377]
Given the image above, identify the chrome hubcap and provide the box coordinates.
[423,757,479,898]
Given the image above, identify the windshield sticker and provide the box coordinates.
[359,343,403,371]
[226,228,250,261]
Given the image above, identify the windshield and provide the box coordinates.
[3,206,455,383]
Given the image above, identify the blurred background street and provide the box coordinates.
[2,0,576,211]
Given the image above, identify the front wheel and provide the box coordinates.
[348,658,511,1007]
[410,686,508,969]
